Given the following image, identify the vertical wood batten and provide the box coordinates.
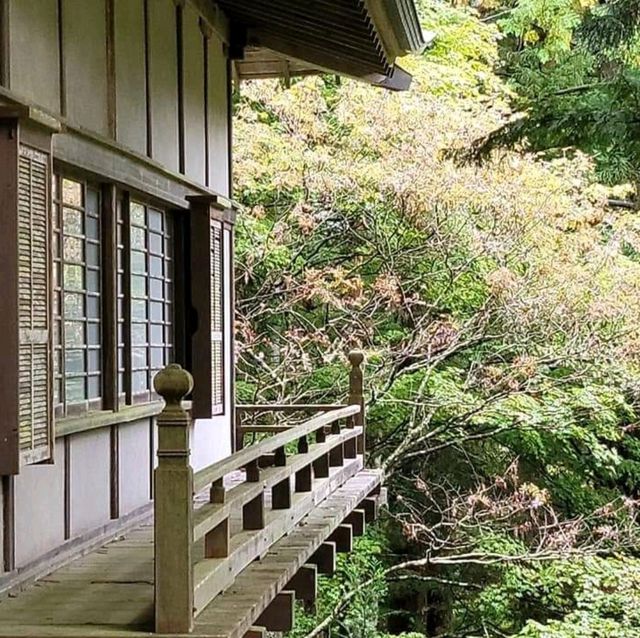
[105,0,116,139]
[101,183,118,410]
[63,436,71,539]
[0,0,10,87]
[109,424,119,519]
[175,0,185,174]
[2,476,15,572]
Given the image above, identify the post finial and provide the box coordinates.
[154,364,193,418]
[348,350,364,367]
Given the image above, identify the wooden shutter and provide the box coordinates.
[18,146,52,464]
[189,197,226,419]
[0,117,54,474]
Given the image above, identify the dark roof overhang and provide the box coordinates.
[215,0,425,91]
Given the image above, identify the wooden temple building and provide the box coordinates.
[0,1,424,636]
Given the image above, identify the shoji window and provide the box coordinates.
[52,175,102,416]
[117,199,175,404]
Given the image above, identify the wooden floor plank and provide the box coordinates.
[0,468,381,638]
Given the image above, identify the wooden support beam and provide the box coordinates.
[243,628,267,638]
[286,564,317,606]
[258,454,275,468]
[328,524,353,553]
[316,427,326,444]
[345,509,366,536]
[361,497,378,523]
[329,443,344,467]
[295,464,313,492]
[243,494,265,530]
[204,518,229,558]
[309,541,336,575]
[255,590,295,632]
[272,477,291,510]
[313,453,329,478]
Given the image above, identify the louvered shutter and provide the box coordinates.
[18,145,53,464]
[0,118,54,474]
[189,197,227,419]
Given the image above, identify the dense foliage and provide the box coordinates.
[233,2,640,636]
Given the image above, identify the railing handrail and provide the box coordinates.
[193,404,359,492]
[237,403,347,413]
[153,351,366,634]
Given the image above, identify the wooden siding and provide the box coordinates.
[114,0,147,154]
[8,0,60,112]
[62,0,109,134]
[148,0,180,173]
[207,31,229,195]
[2,0,230,195]
[182,4,206,183]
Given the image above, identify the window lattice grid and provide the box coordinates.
[129,202,174,398]
[52,176,102,414]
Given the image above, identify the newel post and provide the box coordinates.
[348,351,366,458]
[153,364,194,634]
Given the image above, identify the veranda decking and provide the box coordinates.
[0,356,382,638]
[0,467,382,638]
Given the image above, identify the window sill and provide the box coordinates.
[56,402,164,438]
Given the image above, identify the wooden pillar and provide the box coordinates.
[153,364,194,634]
[348,351,365,457]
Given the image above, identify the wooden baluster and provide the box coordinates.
[205,478,229,559]
[348,350,365,457]
[272,446,291,509]
[296,434,312,492]
[329,415,344,466]
[243,459,265,530]
[153,364,194,634]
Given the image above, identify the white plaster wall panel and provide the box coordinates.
[62,0,109,135]
[148,0,180,173]
[14,439,65,568]
[182,3,206,184]
[9,0,61,113]
[114,0,147,154]
[118,419,152,515]
[207,31,229,195]
[190,418,231,472]
[69,428,110,536]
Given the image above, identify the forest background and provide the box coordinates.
[233,1,640,635]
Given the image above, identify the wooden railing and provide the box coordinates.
[152,352,366,634]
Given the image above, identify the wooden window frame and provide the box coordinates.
[117,193,177,407]
[52,173,104,419]
[188,196,228,420]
